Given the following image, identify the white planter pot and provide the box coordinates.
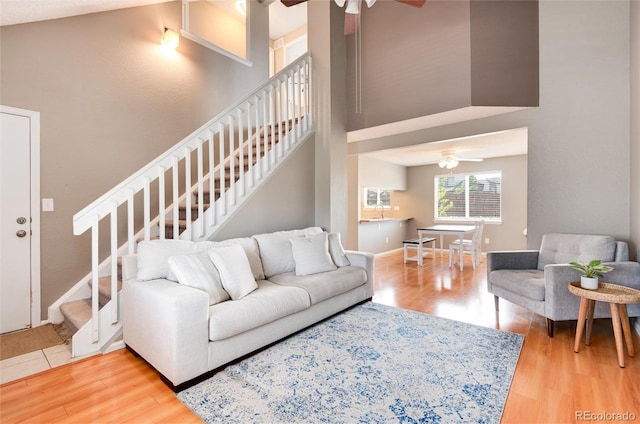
[580,276,599,290]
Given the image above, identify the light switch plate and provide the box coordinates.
[42,198,54,212]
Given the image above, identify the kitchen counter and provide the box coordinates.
[359,217,413,223]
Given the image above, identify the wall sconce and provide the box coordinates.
[161,28,179,51]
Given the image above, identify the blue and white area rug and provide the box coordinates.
[178,302,524,423]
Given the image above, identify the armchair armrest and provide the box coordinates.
[543,261,640,321]
[487,250,539,273]
[602,261,640,289]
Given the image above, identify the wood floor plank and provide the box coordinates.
[1,250,638,423]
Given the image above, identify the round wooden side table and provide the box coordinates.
[568,282,640,368]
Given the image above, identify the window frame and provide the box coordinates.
[433,171,502,223]
[363,187,392,209]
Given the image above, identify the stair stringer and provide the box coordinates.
[71,291,123,358]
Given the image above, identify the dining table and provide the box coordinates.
[416,224,477,269]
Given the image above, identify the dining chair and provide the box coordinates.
[449,221,484,270]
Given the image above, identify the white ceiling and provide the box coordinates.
[361,127,528,167]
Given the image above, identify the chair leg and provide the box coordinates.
[494,295,499,311]
[546,318,555,338]
[448,246,453,267]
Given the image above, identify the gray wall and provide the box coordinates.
[0,1,270,318]
[345,0,538,131]
[213,138,316,240]
[349,1,634,256]
[395,155,528,252]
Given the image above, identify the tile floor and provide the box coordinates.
[0,343,89,384]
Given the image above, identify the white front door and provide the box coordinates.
[1,107,40,333]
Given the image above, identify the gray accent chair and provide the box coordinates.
[487,233,640,337]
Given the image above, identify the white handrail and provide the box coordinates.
[71,54,313,347]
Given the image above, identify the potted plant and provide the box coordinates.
[569,259,614,290]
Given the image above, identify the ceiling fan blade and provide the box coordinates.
[458,158,484,162]
[344,12,360,35]
[281,0,307,7]
[394,0,427,8]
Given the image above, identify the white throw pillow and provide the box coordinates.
[136,239,215,281]
[253,227,323,278]
[328,232,351,267]
[290,232,337,276]
[208,245,258,300]
[168,252,230,306]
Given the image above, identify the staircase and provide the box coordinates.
[55,54,313,358]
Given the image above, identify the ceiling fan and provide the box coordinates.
[438,151,483,169]
[280,0,427,34]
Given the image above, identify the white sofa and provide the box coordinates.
[122,227,374,391]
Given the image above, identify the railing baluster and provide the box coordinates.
[158,166,165,240]
[172,157,179,239]
[228,116,236,206]
[247,100,254,189]
[91,218,99,343]
[284,71,291,150]
[296,63,302,138]
[255,95,262,180]
[277,80,284,159]
[110,202,118,324]
[208,130,215,227]
[269,86,276,166]
[238,107,245,197]
[184,147,192,239]
[127,188,135,254]
[197,139,204,239]
[143,177,151,241]
[262,90,270,173]
[218,123,226,215]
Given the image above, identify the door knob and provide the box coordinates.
[16,230,27,238]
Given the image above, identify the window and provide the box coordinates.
[434,171,501,222]
[364,188,391,209]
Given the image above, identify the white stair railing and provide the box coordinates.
[71,54,312,353]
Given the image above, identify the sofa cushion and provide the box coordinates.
[290,232,337,276]
[168,251,230,306]
[269,266,367,305]
[208,245,258,300]
[137,239,216,281]
[328,232,351,267]
[208,280,310,341]
[490,269,545,301]
[253,227,323,278]
[537,233,616,271]
[208,237,265,280]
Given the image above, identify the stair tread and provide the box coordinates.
[60,299,92,331]
[88,276,122,298]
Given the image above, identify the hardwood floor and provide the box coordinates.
[2,250,639,423]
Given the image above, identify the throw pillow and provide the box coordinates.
[208,244,258,300]
[328,232,351,267]
[290,232,337,276]
[136,239,215,281]
[253,227,323,278]
[168,252,230,306]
